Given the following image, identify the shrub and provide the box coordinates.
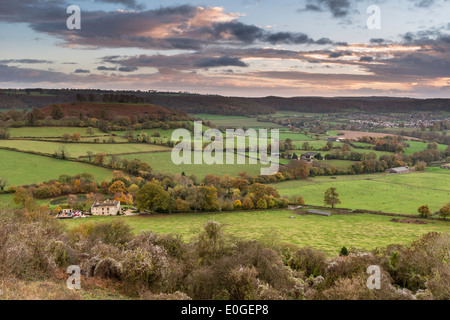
[339,246,349,256]
[288,247,328,278]
[296,196,305,206]
[242,197,254,210]
[234,199,242,209]
[256,198,267,210]
[93,257,122,280]
[68,220,133,246]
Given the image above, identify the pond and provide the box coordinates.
[50,195,87,205]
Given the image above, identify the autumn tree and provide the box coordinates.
[418,205,431,218]
[187,186,219,213]
[136,181,172,212]
[108,180,127,194]
[341,143,351,153]
[242,196,254,210]
[51,105,64,120]
[72,132,81,142]
[94,152,106,166]
[62,133,71,142]
[86,127,95,136]
[324,187,341,209]
[439,203,450,220]
[231,179,249,192]
[14,187,34,208]
[296,196,305,206]
[284,159,310,179]
[256,198,268,209]
[127,184,139,195]
[302,142,310,150]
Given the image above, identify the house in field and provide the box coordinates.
[91,199,121,216]
[385,166,411,174]
[326,137,338,142]
[301,152,319,163]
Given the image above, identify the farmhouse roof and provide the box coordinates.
[91,200,120,208]
[390,166,410,173]
[302,152,319,156]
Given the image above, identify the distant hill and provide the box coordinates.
[40,102,182,121]
[0,89,449,115]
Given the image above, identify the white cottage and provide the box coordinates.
[91,200,121,216]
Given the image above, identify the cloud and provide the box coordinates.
[328,50,352,58]
[94,0,143,10]
[298,0,355,18]
[360,56,374,62]
[0,3,340,50]
[194,56,248,68]
[74,69,90,73]
[97,66,117,71]
[0,59,52,64]
[118,66,138,72]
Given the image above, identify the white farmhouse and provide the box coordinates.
[91,200,121,216]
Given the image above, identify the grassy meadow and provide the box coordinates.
[108,151,271,178]
[0,149,114,187]
[272,169,450,214]
[0,140,171,158]
[7,126,106,138]
[61,210,450,255]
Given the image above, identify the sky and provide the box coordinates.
[0,0,449,98]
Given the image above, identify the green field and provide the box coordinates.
[0,140,171,158]
[0,149,113,187]
[0,194,15,208]
[192,114,282,129]
[108,151,271,178]
[7,127,107,138]
[61,210,450,255]
[277,132,315,141]
[321,160,357,169]
[403,140,447,155]
[272,170,450,214]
